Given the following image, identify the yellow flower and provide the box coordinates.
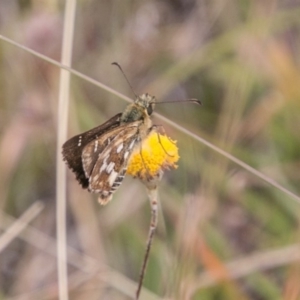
[126,131,179,181]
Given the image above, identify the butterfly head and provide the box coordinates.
[121,93,156,124]
[134,93,156,116]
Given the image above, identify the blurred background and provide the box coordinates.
[1,0,300,299]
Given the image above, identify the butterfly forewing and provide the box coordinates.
[84,121,142,204]
[62,113,122,188]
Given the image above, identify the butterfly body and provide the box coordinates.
[62,93,156,204]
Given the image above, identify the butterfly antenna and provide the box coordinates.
[156,98,202,105]
[112,62,138,98]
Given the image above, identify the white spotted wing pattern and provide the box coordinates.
[62,93,156,205]
[81,121,142,204]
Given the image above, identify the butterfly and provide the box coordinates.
[62,93,156,205]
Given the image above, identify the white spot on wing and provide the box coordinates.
[99,156,109,173]
[116,143,123,153]
[124,151,130,160]
[94,140,99,152]
[106,161,115,174]
[99,162,107,173]
[129,139,135,150]
[78,136,82,147]
[108,171,118,186]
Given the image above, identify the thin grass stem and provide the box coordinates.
[56,1,77,299]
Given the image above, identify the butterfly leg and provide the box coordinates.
[150,125,175,157]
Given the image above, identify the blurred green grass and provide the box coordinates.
[1,1,300,299]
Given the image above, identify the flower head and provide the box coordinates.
[126,131,179,182]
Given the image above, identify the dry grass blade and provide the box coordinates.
[0,201,44,253]
[56,1,77,299]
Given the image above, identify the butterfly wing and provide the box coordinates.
[82,121,142,204]
[62,113,122,188]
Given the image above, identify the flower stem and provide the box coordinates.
[136,187,158,300]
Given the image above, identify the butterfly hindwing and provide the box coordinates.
[62,113,122,188]
[81,125,127,178]
[85,121,142,204]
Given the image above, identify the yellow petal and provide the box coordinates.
[127,131,179,181]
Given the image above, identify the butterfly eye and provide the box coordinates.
[147,104,154,115]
